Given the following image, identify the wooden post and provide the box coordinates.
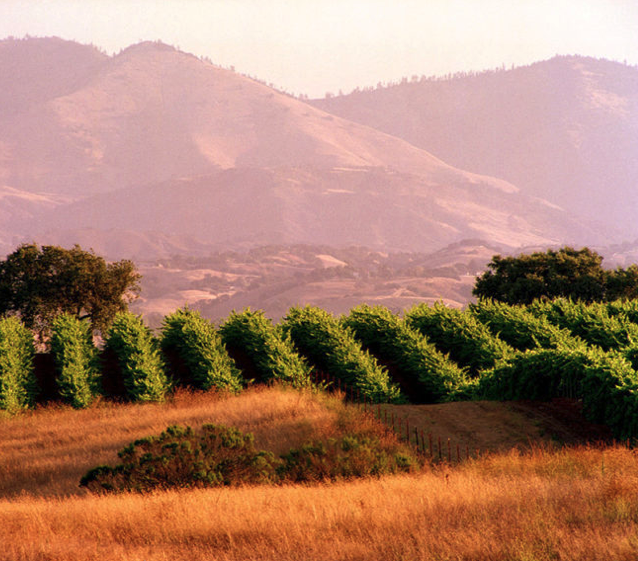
[429,433,433,458]
[456,444,460,463]
[438,436,442,460]
[447,439,451,463]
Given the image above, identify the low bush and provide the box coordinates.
[161,308,243,392]
[279,434,417,482]
[219,309,311,388]
[0,316,36,413]
[80,420,418,493]
[105,312,169,402]
[80,424,279,493]
[50,314,100,408]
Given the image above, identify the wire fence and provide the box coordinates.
[309,370,477,464]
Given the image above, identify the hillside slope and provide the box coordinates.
[313,56,638,235]
[0,39,612,258]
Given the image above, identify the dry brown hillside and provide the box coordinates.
[312,56,638,236]
[0,39,613,258]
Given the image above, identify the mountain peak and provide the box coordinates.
[117,40,181,56]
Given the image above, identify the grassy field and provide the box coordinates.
[1,386,637,560]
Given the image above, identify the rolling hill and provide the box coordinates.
[0,38,614,259]
[312,56,638,236]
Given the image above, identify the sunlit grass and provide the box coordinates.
[1,387,637,560]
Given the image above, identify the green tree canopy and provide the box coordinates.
[473,247,638,304]
[0,243,140,338]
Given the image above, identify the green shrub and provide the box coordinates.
[607,299,638,325]
[281,306,402,403]
[0,316,36,413]
[405,303,513,376]
[80,424,279,493]
[161,308,242,392]
[80,423,418,493]
[470,299,582,351]
[105,312,169,402]
[343,304,470,401]
[279,434,417,482]
[50,313,100,408]
[219,308,311,388]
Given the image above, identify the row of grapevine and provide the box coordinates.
[528,298,638,351]
[219,309,311,388]
[0,317,36,413]
[478,345,638,439]
[469,299,583,351]
[162,308,242,392]
[342,305,471,402]
[404,303,513,375]
[281,306,402,403]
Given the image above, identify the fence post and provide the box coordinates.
[447,439,451,463]
[438,436,442,460]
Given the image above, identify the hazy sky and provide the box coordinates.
[1,0,636,97]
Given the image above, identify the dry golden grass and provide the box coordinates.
[0,386,341,498]
[2,387,638,560]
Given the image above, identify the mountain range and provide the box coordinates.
[312,56,638,235]
[2,37,633,261]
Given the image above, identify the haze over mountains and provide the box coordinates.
[1,37,630,262]
[313,56,638,234]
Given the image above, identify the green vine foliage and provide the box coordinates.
[161,308,243,393]
[405,303,513,376]
[478,345,638,439]
[281,306,402,403]
[528,298,638,351]
[219,308,311,388]
[342,304,471,402]
[50,314,101,408]
[470,299,583,351]
[105,312,169,402]
[0,316,36,413]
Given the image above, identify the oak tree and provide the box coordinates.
[0,243,140,338]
